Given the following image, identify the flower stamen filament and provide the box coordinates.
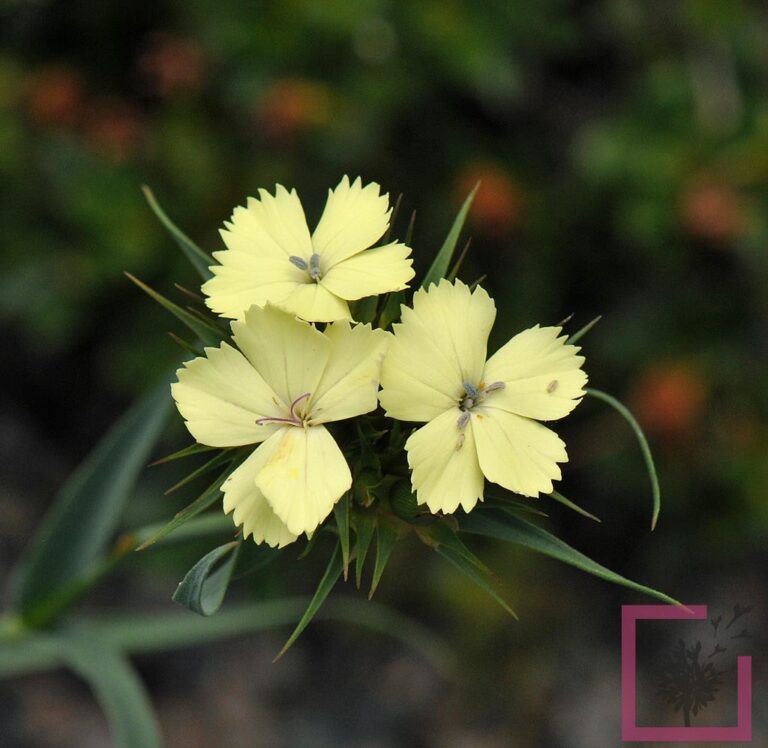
[256,391,311,427]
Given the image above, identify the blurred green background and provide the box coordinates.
[1,0,766,746]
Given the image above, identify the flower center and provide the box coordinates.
[289,253,322,282]
[256,392,311,427]
[458,380,505,415]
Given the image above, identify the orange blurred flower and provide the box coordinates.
[256,78,331,141]
[137,34,206,97]
[83,100,145,163]
[26,67,84,128]
[630,361,708,440]
[455,162,523,237]
[680,177,745,243]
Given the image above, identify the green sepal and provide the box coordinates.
[333,493,351,579]
[369,521,398,599]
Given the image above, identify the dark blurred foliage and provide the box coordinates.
[1,0,767,746]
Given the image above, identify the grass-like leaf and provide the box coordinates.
[125,273,220,347]
[276,543,343,659]
[10,385,171,625]
[586,387,661,530]
[421,183,478,288]
[460,511,678,605]
[136,472,228,551]
[172,541,239,616]
[150,442,215,466]
[61,628,161,748]
[142,185,213,281]
[163,450,234,495]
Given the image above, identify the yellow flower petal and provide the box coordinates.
[405,407,485,513]
[320,242,414,301]
[311,176,390,266]
[231,305,330,410]
[379,279,495,422]
[482,325,587,421]
[310,321,390,424]
[202,184,314,319]
[222,434,298,548]
[471,406,567,497]
[171,343,282,447]
[256,425,352,535]
[279,281,351,322]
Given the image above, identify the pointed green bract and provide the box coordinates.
[354,513,375,589]
[333,494,351,580]
[150,442,216,466]
[422,521,491,576]
[369,522,398,599]
[172,541,240,616]
[11,385,171,625]
[125,273,221,347]
[567,315,602,345]
[422,183,478,288]
[164,450,234,495]
[548,490,601,523]
[586,387,661,530]
[276,543,343,659]
[378,289,404,330]
[142,185,213,281]
[460,511,679,605]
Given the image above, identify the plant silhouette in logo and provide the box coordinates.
[654,603,754,727]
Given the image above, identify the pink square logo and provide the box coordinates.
[621,604,752,742]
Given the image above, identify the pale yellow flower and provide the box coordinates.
[202,176,414,323]
[378,280,587,513]
[172,305,390,546]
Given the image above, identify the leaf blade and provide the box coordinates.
[422,184,478,288]
[172,541,239,616]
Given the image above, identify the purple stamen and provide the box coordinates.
[256,391,311,427]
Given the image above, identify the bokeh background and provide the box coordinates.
[1,0,767,745]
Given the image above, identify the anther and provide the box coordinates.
[457,411,471,430]
[547,380,558,393]
[484,381,506,394]
[455,434,465,451]
[289,255,308,270]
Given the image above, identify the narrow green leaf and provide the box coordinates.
[404,209,417,246]
[168,332,203,356]
[435,545,517,618]
[567,315,602,345]
[548,490,601,523]
[164,450,233,495]
[354,513,375,589]
[460,511,679,605]
[276,544,343,659]
[422,183,479,288]
[130,513,234,548]
[62,628,161,748]
[232,542,280,580]
[0,599,455,679]
[11,385,171,624]
[125,273,220,346]
[586,387,661,530]
[150,442,215,466]
[142,185,213,281]
[136,473,227,551]
[422,521,491,575]
[172,541,239,616]
[333,494,351,580]
[369,523,398,599]
[482,495,550,518]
